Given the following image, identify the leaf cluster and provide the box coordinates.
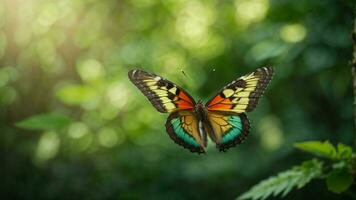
[238,141,355,200]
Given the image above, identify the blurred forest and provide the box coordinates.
[0,0,355,199]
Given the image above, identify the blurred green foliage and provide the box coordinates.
[0,0,354,199]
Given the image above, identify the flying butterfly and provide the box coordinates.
[128,67,274,154]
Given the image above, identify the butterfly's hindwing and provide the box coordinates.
[206,67,274,113]
[208,112,250,152]
[128,70,195,113]
[165,111,205,153]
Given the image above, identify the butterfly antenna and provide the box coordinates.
[180,68,195,92]
[181,68,194,82]
[181,69,188,78]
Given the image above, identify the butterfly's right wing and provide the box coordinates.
[206,67,274,113]
[207,112,250,152]
[128,69,196,113]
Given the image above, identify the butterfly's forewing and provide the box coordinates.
[206,67,274,113]
[207,112,250,151]
[128,70,196,113]
[165,111,205,153]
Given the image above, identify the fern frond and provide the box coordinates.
[237,159,323,200]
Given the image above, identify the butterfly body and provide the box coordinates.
[128,67,274,154]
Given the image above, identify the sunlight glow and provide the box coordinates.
[106,82,129,109]
[235,0,269,26]
[77,59,104,82]
[34,3,59,34]
[175,1,215,48]
[35,131,60,162]
[98,128,118,148]
[68,122,89,139]
[280,23,307,43]
[258,115,284,151]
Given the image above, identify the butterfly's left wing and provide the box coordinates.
[205,67,274,113]
[165,111,206,153]
[207,112,250,151]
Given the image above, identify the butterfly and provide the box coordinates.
[128,67,274,154]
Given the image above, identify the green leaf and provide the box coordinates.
[237,159,323,200]
[326,169,353,193]
[16,112,72,131]
[336,144,353,160]
[294,141,337,160]
[56,84,98,105]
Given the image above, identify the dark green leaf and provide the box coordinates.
[326,169,353,194]
[16,112,72,131]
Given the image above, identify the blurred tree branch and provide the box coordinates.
[353,16,356,146]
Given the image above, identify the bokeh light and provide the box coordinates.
[280,23,307,43]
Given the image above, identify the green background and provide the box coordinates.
[0,0,354,199]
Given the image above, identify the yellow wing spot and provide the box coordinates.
[155,90,168,96]
[232,97,249,104]
[246,81,258,86]
[160,97,172,103]
[164,103,176,110]
[235,91,251,97]
[222,89,235,97]
[146,81,157,86]
[246,81,258,87]
[244,87,256,91]
[246,78,260,82]
[241,74,254,80]
[235,87,244,93]
[143,79,156,82]
[234,104,248,111]
[149,86,158,90]
[168,87,177,94]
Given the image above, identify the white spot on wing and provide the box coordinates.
[198,121,204,139]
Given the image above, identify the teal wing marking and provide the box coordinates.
[171,118,200,147]
[221,116,243,144]
[208,113,250,152]
[165,112,205,154]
